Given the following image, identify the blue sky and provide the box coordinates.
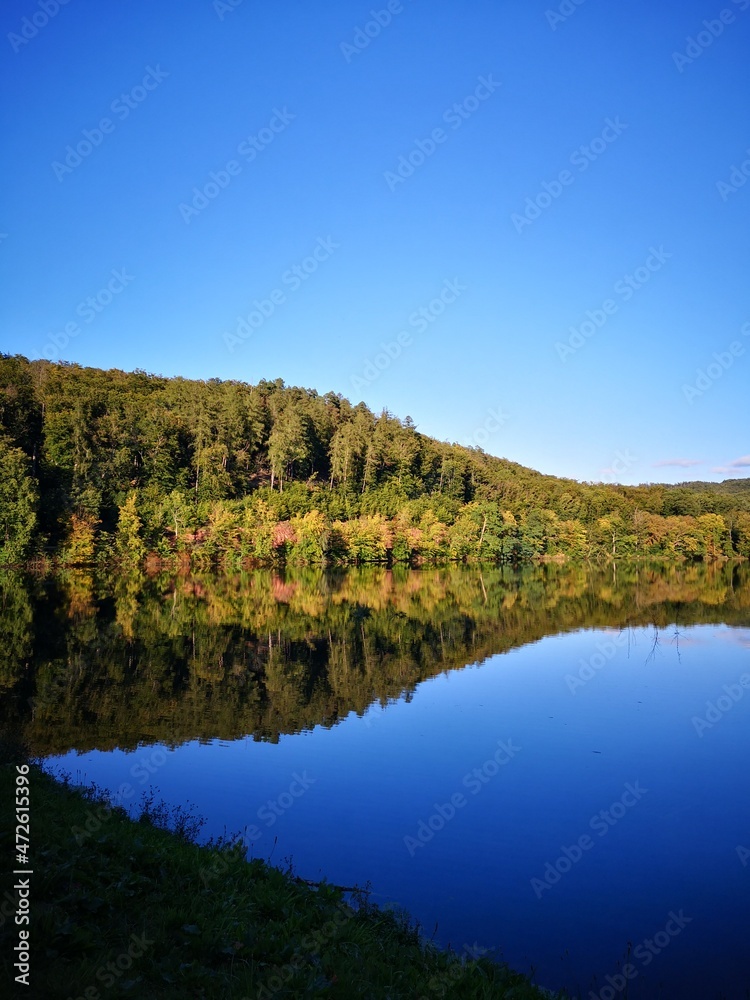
[1,0,748,484]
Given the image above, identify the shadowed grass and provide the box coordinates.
[0,762,565,999]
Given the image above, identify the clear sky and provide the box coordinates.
[1,0,748,485]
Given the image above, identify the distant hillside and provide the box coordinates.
[673,479,750,494]
[1,355,749,565]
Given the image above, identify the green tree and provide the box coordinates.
[115,493,146,563]
[698,513,732,559]
[268,409,307,492]
[0,440,39,564]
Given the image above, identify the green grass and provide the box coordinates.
[0,760,564,999]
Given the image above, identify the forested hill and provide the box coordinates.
[676,479,750,495]
[1,354,749,565]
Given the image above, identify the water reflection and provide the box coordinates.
[1,561,748,756]
[5,563,750,996]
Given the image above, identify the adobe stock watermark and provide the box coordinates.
[222,237,338,352]
[737,844,750,867]
[198,773,317,892]
[555,246,671,361]
[129,745,171,785]
[469,405,510,449]
[67,932,153,1000]
[589,910,692,1000]
[71,745,170,845]
[41,268,134,360]
[692,673,750,736]
[672,0,748,72]
[340,1,414,62]
[384,74,500,192]
[247,771,316,842]
[52,67,169,181]
[71,782,134,847]
[351,278,465,390]
[511,117,627,234]
[250,901,352,998]
[199,845,240,892]
[600,449,638,483]
[565,630,629,694]
[403,739,520,857]
[417,941,491,1000]
[213,0,246,20]
[545,0,589,31]
[0,888,24,933]
[363,704,386,729]
[7,0,72,53]
[681,321,749,403]
[530,781,647,898]
[179,107,295,223]
[716,147,750,201]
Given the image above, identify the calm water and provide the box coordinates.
[4,563,750,998]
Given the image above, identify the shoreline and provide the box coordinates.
[0,760,564,999]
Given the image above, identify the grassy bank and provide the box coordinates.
[0,762,561,999]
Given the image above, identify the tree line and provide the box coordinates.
[1,355,749,565]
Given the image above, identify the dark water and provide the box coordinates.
[3,563,750,998]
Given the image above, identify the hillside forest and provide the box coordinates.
[1,355,749,567]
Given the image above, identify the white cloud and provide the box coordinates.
[712,455,750,476]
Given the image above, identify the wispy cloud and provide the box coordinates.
[712,455,750,475]
[652,458,702,468]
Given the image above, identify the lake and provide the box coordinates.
[3,562,750,998]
